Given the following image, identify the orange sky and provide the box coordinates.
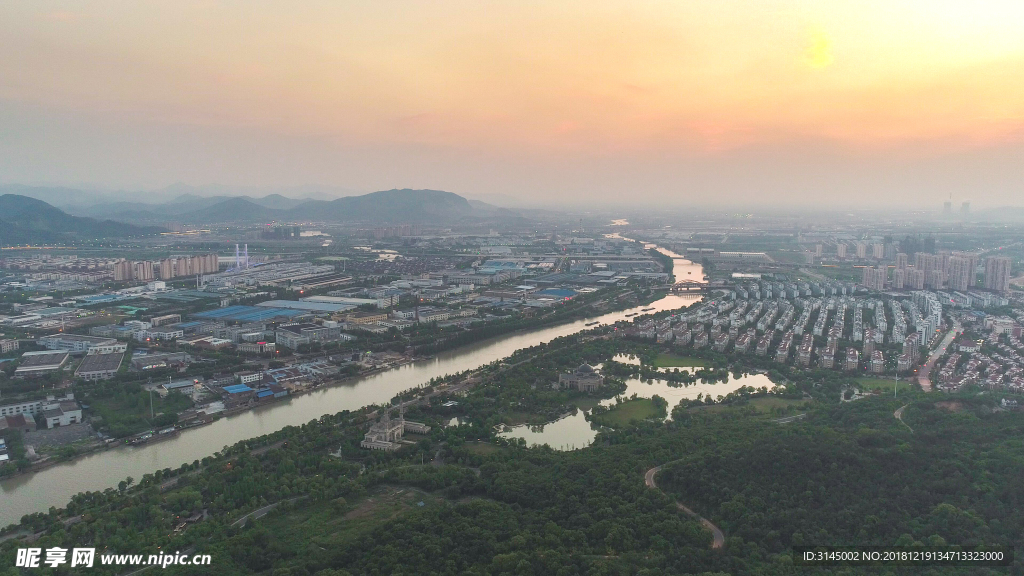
[3,1,1024,206]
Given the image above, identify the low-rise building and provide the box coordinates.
[236,341,276,355]
[1,413,36,433]
[14,351,70,377]
[360,407,432,451]
[235,371,264,385]
[557,364,604,392]
[149,314,181,326]
[870,350,885,374]
[41,400,83,428]
[845,349,860,371]
[147,326,185,341]
[275,323,342,349]
[345,311,389,325]
[39,334,119,354]
[75,352,124,381]
[0,339,19,354]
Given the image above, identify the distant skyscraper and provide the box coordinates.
[836,244,847,259]
[984,256,1012,293]
[943,200,952,215]
[856,243,867,259]
[960,201,970,215]
[814,244,823,257]
[895,253,909,269]
[872,243,884,259]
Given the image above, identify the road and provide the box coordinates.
[644,465,725,549]
[917,320,961,392]
[771,413,806,424]
[894,404,913,432]
[231,496,306,527]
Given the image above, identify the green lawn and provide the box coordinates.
[746,397,808,413]
[694,396,809,414]
[87,390,194,437]
[591,398,665,427]
[652,353,710,368]
[852,377,913,393]
[464,442,499,456]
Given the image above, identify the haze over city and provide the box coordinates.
[4,1,1024,207]
[5,3,1024,574]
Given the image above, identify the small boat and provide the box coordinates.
[585,321,599,326]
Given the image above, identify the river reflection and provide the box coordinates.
[498,362,774,450]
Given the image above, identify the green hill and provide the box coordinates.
[0,194,164,244]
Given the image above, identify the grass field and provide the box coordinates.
[592,398,665,427]
[257,484,441,553]
[693,396,809,414]
[652,353,710,368]
[464,442,499,456]
[852,377,913,393]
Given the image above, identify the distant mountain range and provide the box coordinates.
[0,184,546,228]
[7,186,507,225]
[0,195,165,244]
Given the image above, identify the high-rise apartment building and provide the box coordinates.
[892,268,906,290]
[861,265,887,291]
[133,261,154,282]
[895,253,909,269]
[856,243,867,259]
[947,256,973,291]
[984,256,1012,293]
[907,269,925,290]
[836,244,847,259]
[113,260,134,282]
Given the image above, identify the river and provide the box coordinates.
[0,243,704,527]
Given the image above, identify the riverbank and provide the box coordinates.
[0,290,663,483]
[0,245,706,527]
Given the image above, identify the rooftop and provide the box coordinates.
[19,351,70,367]
[76,352,124,373]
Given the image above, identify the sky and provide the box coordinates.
[3,1,1024,208]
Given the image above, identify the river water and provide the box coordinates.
[0,244,705,527]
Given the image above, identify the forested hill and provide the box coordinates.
[1,334,1021,575]
[0,194,164,244]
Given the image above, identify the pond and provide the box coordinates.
[498,358,775,450]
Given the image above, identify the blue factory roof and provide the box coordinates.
[194,305,304,323]
[255,300,354,312]
[223,384,254,394]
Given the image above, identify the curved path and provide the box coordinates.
[645,465,725,549]
[894,404,913,433]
